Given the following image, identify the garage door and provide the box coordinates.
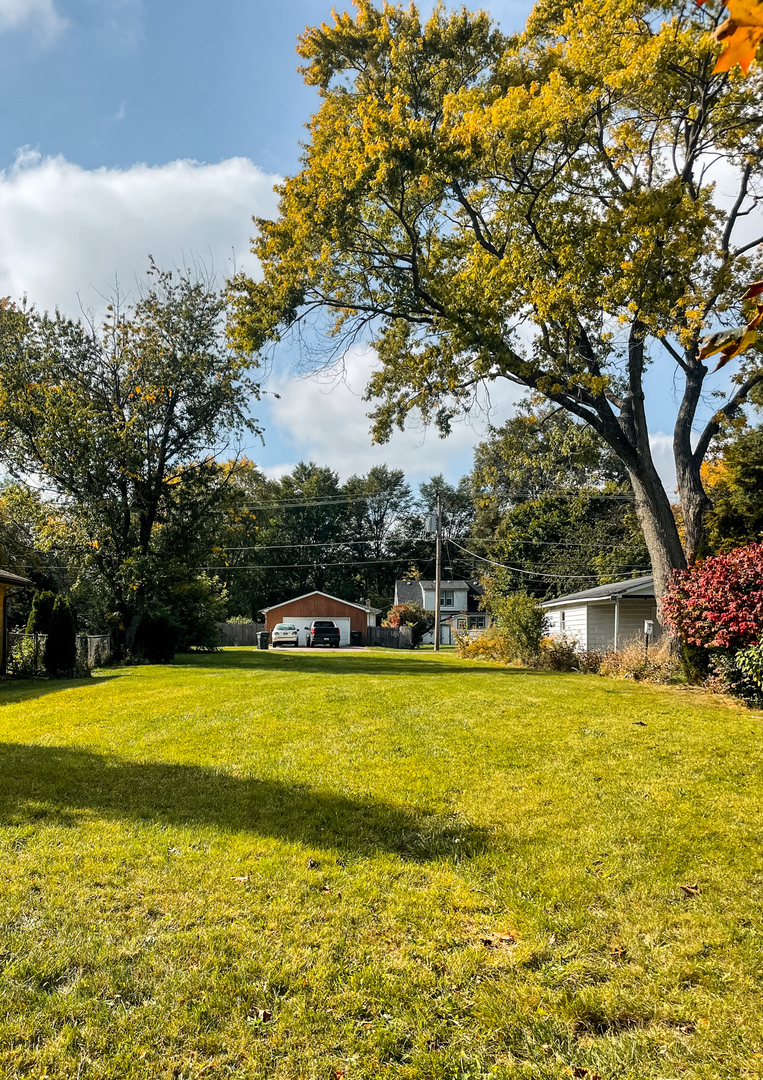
[299,616,352,647]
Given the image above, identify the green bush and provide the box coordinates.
[735,642,763,691]
[681,641,711,685]
[135,609,179,663]
[43,596,77,677]
[26,591,56,635]
[490,593,547,664]
[169,574,227,652]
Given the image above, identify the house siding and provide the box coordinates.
[616,599,660,647]
[420,586,468,612]
[586,604,616,651]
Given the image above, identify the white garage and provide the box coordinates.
[297,616,352,647]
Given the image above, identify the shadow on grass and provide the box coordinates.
[0,675,119,707]
[0,742,485,861]
[174,649,545,678]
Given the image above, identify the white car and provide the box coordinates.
[271,622,299,647]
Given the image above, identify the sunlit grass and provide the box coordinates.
[1,648,762,1078]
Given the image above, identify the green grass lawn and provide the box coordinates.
[1,648,762,1079]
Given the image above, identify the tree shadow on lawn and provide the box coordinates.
[175,649,547,678]
[0,675,119,708]
[0,742,486,861]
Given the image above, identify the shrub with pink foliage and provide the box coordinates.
[662,542,763,649]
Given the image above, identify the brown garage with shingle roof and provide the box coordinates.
[260,591,381,646]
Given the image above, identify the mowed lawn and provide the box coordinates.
[1,650,762,1080]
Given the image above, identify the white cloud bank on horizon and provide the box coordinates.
[0,0,66,38]
[0,151,279,314]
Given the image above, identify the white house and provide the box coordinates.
[394,579,486,645]
[541,575,660,652]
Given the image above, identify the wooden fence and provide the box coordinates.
[218,622,266,647]
[367,625,413,649]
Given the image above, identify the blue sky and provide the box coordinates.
[0,0,716,490]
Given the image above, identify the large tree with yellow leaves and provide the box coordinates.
[231,0,763,599]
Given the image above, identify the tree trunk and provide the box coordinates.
[674,365,711,561]
[627,461,687,608]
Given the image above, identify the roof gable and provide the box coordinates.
[261,590,381,614]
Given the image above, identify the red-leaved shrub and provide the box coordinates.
[662,542,763,649]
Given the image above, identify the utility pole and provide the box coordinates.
[434,492,442,652]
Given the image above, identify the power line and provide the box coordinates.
[448,539,650,581]
[199,556,418,571]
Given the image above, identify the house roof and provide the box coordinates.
[395,581,423,606]
[541,575,654,609]
[260,590,382,615]
[395,579,484,608]
[0,569,33,588]
[417,579,472,590]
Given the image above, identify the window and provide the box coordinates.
[469,616,485,629]
[560,611,566,631]
[442,590,454,607]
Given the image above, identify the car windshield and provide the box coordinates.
[314,621,335,627]
[275,624,295,631]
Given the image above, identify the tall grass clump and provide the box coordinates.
[599,635,681,683]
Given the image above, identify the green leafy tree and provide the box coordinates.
[419,475,474,539]
[470,404,650,595]
[343,464,420,608]
[231,0,763,602]
[703,384,763,551]
[479,588,548,664]
[0,265,258,657]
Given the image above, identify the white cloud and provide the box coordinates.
[0,150,280,314]
[265,346,522,484]
[0,0,66,39]
[649,432,677,497]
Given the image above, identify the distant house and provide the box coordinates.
[541,576,659,652]
[1,568,33,674]
[394,579,486,645]
[260,591,382,647]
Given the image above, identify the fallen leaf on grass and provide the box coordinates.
[308,857,320,869]
[611,944,628,960]
[568,1068,602,1079]
[247,1009,272,1024]
[680,883,702,896]
[320,884,331,893]
[331,1071,345,1080]
[232,875,250,883]
[480,931,518,948]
